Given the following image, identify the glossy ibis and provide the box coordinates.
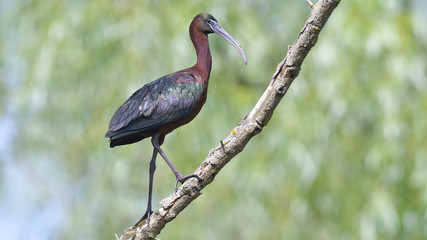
[105,13,247,225]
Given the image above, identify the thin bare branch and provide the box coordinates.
[118,0,340,239]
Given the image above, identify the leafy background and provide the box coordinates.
[1,0,426,239]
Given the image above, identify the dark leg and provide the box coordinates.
[134,148,158,227]
[152,132,202,192]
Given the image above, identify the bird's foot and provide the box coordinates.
[134,209,153,228]
[174,174,203,192]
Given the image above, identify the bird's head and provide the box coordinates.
[193,13,247,65]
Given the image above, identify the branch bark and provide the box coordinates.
[118,1,340,239]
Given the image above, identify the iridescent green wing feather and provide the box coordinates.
[106,72,204,137]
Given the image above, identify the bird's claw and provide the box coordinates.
[134,209,153,228]
[174,174,203,192]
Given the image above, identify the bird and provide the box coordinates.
[105,13,247,226]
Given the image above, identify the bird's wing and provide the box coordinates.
[107,73,204,134]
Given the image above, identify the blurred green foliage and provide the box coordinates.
[1,0,427,239]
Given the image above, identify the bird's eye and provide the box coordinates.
[206,19,216,24]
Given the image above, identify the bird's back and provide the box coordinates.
[105,71,206,147]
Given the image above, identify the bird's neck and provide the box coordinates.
[190,28,212,83]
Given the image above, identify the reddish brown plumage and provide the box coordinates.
[105,13,246,226]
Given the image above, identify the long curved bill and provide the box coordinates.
[208,21,247,65]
